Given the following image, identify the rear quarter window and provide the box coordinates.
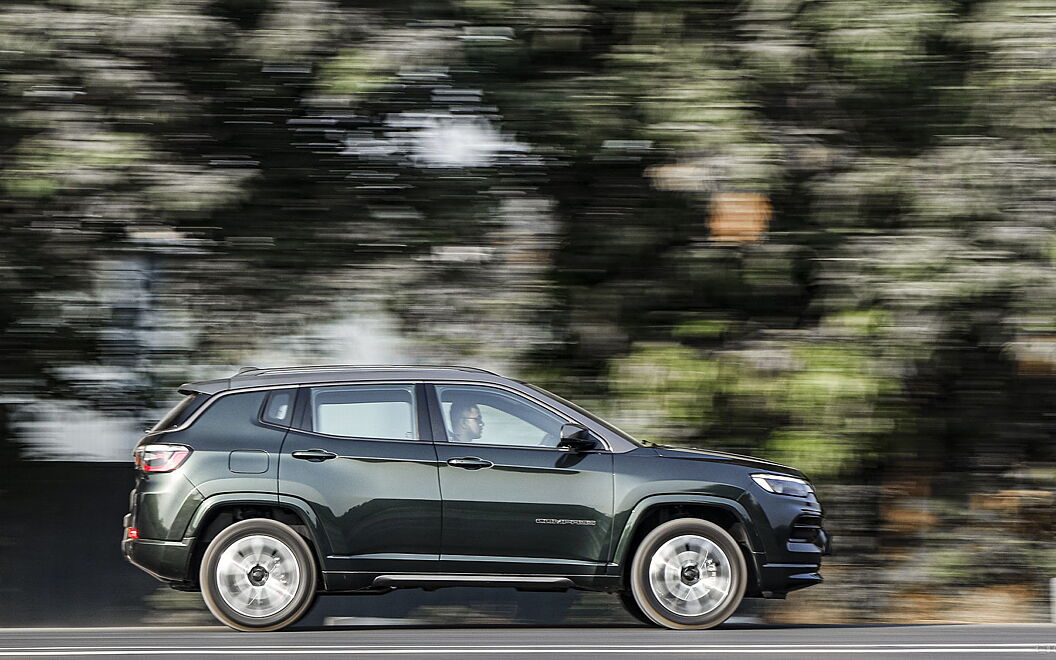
[261,389,295,426]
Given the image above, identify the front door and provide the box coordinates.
[429,383,614,574]
[278,382,441,575]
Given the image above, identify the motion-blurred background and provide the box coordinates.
[1,0,1055,628]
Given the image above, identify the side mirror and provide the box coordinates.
[557,423,597,451]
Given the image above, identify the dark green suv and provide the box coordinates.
[122,366,829,631]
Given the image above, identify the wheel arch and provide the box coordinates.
[612,495,765,596]
[182,494,328,587]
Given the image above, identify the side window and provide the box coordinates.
[436,385,566,448]
[261,389,294,426]
[300,384,416,440]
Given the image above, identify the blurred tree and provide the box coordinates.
[0,0,1053,481]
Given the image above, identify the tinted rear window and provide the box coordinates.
[149,393,207,433]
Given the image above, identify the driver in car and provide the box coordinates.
[449,400,485,443]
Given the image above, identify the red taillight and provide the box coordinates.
[133,444,191,473]
[128,527,139,540]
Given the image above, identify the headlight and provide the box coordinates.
[751,473,813,498]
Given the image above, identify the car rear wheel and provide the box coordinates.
[628,518,746,630]
[200,518,317,631]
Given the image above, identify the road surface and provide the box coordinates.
[0,623,1053,658]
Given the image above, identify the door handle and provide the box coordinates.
[446,456,494,470]
[291,449,338,462]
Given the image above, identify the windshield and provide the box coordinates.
[522,382,645,447]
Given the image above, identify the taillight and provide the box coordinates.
[134,444,191,473]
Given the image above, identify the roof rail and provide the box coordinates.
[232,364,501,377]
[444,365,501,375]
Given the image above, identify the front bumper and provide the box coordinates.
[750,503,831,597]
[757,562,823,597]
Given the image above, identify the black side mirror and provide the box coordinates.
[557,423,597,451]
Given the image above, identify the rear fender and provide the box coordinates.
[185,493,332,565]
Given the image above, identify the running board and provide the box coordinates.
[371,574,575,590]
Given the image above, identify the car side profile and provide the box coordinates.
[122,366,829,631]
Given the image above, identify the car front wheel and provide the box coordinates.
[628,518,746,630]
[199,518,318,631]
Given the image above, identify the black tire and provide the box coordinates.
[618,590,657,626]
[199,518,318,631]
[628,518,746,630]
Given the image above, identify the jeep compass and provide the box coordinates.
[122,365,829,631]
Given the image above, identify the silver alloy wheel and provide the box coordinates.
[215,534,301,618]
[647,534,732,617]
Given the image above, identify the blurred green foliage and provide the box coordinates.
[1,0,1055,623]
[0,0,1054,486]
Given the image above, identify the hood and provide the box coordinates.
[654,445,807,479]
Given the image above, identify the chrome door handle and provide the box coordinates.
[291,449,338,462]
[446,457,494,470]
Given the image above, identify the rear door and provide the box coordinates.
[428,383,614,575]
[278,382,441,574]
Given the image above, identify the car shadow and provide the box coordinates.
[289,621,965,632]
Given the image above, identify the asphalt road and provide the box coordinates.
[0,624,1054,659]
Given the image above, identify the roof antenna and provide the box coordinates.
[236,366,259,374]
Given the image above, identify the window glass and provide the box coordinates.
[261,389,294,426]
[436,385,565,448]
[305,385,416,440]
[150,393,205,433]
[523,382,639,447]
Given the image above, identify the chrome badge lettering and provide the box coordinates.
[535,518,596,526]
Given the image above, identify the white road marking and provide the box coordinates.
[1,644,1053,650]
[0,645,1052,656]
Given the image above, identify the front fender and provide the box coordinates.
[610,493,765,568]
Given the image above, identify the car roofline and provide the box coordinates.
[234,364,500,377]
[178,365,506,395]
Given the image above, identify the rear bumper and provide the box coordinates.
[122,524,194,583]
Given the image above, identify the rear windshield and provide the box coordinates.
[149,393,207,433]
